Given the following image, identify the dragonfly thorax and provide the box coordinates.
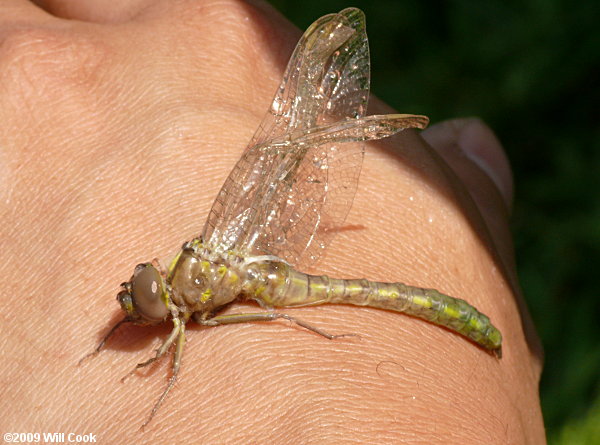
[167,245,245,315]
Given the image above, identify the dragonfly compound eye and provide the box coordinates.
[130,265,169,322]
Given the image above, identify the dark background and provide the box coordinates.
[269,0,599,441]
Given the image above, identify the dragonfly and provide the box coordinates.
[81,7,502,428]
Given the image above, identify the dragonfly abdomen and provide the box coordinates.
[347,281,503,353]
[256,263,500,353]
[250,261,501,354]
[320,277,502,352]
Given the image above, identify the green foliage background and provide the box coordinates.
[269,0,599,441]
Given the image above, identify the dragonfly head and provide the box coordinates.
[117,263,169,324]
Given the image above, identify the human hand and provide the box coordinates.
[0,1,544,443]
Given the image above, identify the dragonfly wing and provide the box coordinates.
[249,7,369,148]
[247,114,429,265]
[202,8,377,265]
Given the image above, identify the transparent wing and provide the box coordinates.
[202,8,370,263]
[241,114,429,264]
[201,8,427,266]
[248,7,369,149]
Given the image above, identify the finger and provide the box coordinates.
[30,0,153,22]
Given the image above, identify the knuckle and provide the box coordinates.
[0,26,109,102]
[172,0,274,93]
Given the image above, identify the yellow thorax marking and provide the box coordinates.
[161,282,170,308]
[200,261,211,275]
[201,288,212,303]
[168,250,183,274]
[227,272,239,285]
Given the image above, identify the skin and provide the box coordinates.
[0,0,545,443]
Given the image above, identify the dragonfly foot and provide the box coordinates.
[139,373,178,430]
[329,333,361,340]
[78,318,129,367]
[121,354,160,383]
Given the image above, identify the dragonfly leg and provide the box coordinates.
[198,312,353,340]
[78,318,129,366]
[141,320,186,430]
[121,317,182,382]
